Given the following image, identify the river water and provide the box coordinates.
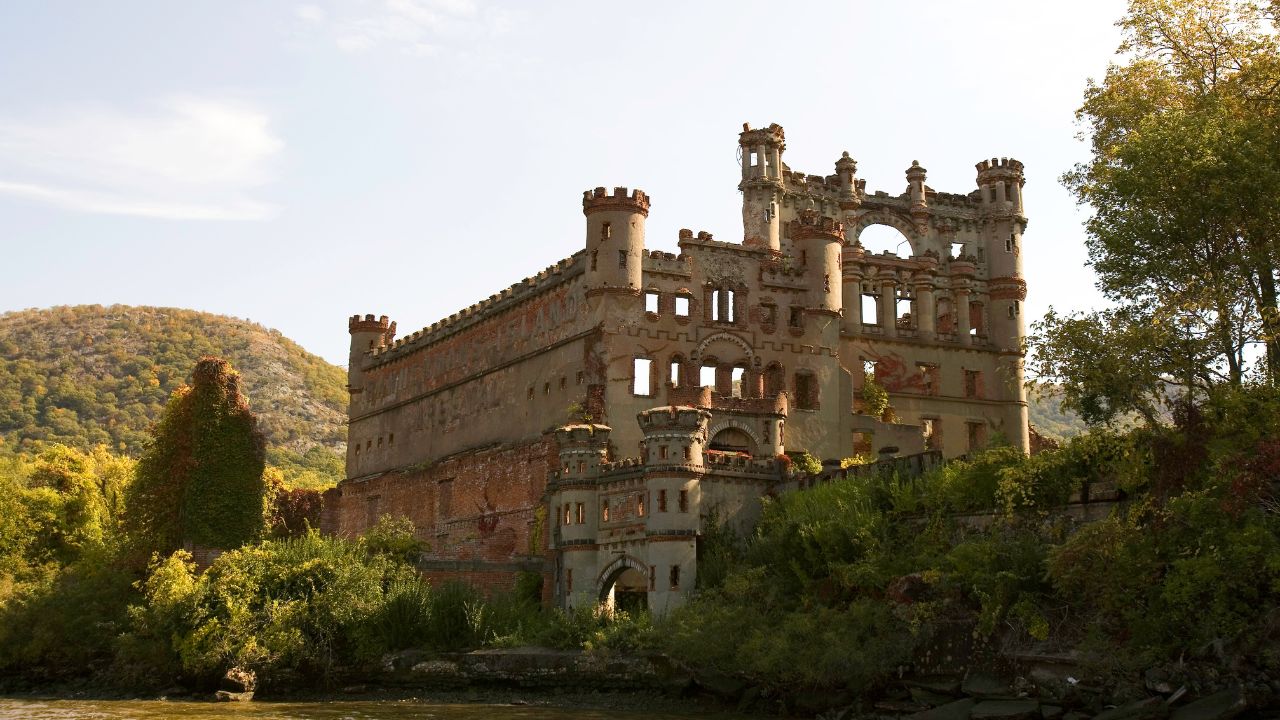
[0,699,730,719]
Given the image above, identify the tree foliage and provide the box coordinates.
[125,357,268,556]
[0,305,347,489]
[1038,0,1280,419]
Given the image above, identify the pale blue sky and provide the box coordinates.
[0,1,1125,366]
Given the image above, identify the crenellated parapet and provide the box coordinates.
[349,313,393,334]
[789,208,845,242]
[365,253,584,368]
[582,186,650,217]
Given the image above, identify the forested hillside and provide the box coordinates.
[1027,385,1088,439]
[0,305,347,488]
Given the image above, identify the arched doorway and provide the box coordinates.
[709,427,758,455]
[599,565,649,614]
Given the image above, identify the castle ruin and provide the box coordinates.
[322,123,1029,613]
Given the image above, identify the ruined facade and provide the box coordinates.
[324,123,1029,612]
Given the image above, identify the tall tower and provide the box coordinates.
[582,186,649,296]
[738,123,786,251]
[347,314,395,402]
[791,209,845,314]
[976,157,1029,452]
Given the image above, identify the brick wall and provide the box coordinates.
[326,437,558,566]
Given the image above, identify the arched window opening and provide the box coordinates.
[857,224,912,258]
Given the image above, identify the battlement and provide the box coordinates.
[582,186,651,216]
[975,157,1025,178]
[638,406,710,433]
[349,313,392,334]
[555,423,612,448]
[789,208,845,241]
[739,122,785,147]
[365,253,583,367]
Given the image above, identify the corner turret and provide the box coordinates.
[347,313,395,400]
[738,122,786,250]
[789,209,845,314]
[582,187,649,298]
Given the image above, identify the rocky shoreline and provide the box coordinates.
[3,646,1278,719]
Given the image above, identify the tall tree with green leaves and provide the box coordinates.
[125,357,267,559]
[1034,0,1280,421]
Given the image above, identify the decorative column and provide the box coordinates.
[880,276,897,338]
[955,286,972,345]
[914,275,936,341]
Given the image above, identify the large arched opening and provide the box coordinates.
[857,223,914,258]
[709,427,758,456]
[599,565,648,614]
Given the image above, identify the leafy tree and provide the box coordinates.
[1042,0,1280,417]
[125,357,268,557]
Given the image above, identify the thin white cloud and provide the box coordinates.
[0,96,282,221]
[298,0,507,56]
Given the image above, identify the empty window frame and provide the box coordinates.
[674,295,691,317]
[600,222,611,241]
[861,293,880,325]
[730,366,745,398]
[922,417,941,450]
[712,289,736,323]
[967,421,987,451]
[678,489,689,512]
[795,372,818,410]
[916,363,939,395]
[669,564,681,590]
[669,358,683,387]
[633,358,654,396]
[699,363,717,388]
[658,489,668,512]
[618,250,627,268]
[789,306,804,328]
[575,502,585,524]
[645,291,659,314]
[964,370,982,398]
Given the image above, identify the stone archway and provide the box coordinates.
[707,419,763,456]
[852,212,919,257]
[596,554,649,614]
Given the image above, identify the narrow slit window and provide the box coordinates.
[600,222,611,241]
[670,359,682,387]
[658,489,667,512]
[678,489,688,512]
[576,502,585,524]
[731,367,745,398]
[669,564,681,590]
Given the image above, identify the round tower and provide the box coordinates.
[976,157,1029,453]
[975,157,1027,353]
[552,423,611,547]
[347,314,395,402]
[638,406,708,614]
[582,186,648,295]
[791,209,845,315]
[738,123,786,251]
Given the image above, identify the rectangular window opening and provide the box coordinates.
[658,445,668,460]
[675,296,690,317]
[670,360,681,387]
[658,489,668,512]
[678,489,689,512]
[633,358,653,396]
[699,365,717,388]
[789,306,804,328]
[670,564,681,590]
[645,291,659,313]
[730,367,745,398]
[576,502,585,524]
[861,294,879,325]
[618,250,627,268]
[951,242,965,259]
